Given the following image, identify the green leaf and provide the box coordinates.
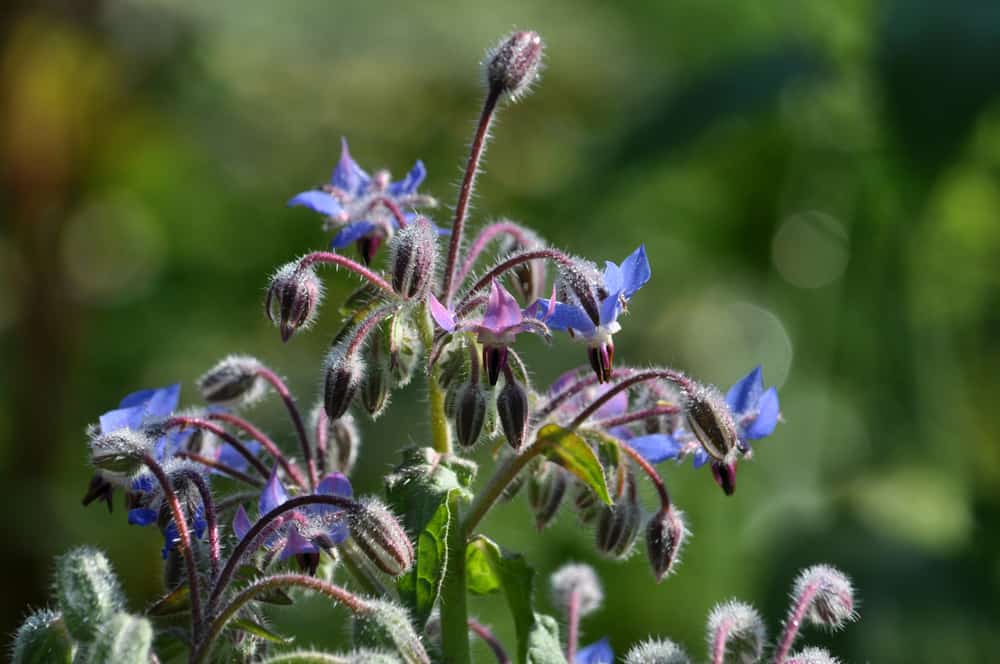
[465,536,566,664]
[11,610,73,664]
[536,424,611,505]
[146,584,190,616]
[385,447,475,629]
[231,618,295,645]
[465,538,502,596]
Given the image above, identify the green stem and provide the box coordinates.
[419,302,452,455]
[462,442,545,537]
[439,491,471,664]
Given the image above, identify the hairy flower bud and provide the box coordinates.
[497,378,529,449]
[482,344,509,387]
[587,340,615,384]
[349,498,415,577]
[388,315,420,388]
[11,610,73,664]
[645,507,687,582]
[789,565,857,631]
[324,349,365,420]
[486,31,544,101]
[685,384,739,463]
[455,382,487,448]
[266,261,323,342]
[88,428,151,477]
[784,648,841,664]
[595,471,640,558]
[529,461,568,531]
[54,546,126,642]
[312,406,361,476]
[361,338,391,419]
[87,612,153,663]
[557,259,603,327]
[354,600,430,664]
[389,219,438,300]
[706,600,766,664]
[624,638,691,664]
[196,354,265,406]
[550,563,604,617]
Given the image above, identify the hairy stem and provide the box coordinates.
[418,302,452,455]
[205,412,307,489]
[591,404,680,429]
[773,580,820,664]
[256,365,317,489]
[175,469,221,582]
[454,248,575,311]
[469,619,511,664]
[712,617,733,664]
[566,588,581,663]
[297,251,396,295]
[462,441,546,536]
[439,490,471,664]
[175,452,264,487]
[452,220,534,297]
[616,439,671,509]
[568,369,692,430]
[441,87,501,305]
[166,416,272,482]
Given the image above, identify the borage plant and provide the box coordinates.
[12,31,859,664]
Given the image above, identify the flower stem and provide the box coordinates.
[441,87,502,305]
[256,365,317,489]
[591,404,680,429]
[176,469,221,582]
[454,248,575,310]
[174,452,264,487]
[468,619,511,664]
[616,439,671,509]
[452,220,534,298]
[566,588,581,662]
[367,196,408,228]
[568,369,692,430]
[298,251,397,295]
[141,454,204,642]
[439,490,472,664]
[166,416,272,482]
[418,302,451,455]
[314,408,329,476]
[462,440,545,536]
[711,616,733,664]
[193,573,368,664]
[773,580,820,664]
[205,412,308,489]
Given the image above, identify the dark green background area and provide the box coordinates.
[2,1,999,661]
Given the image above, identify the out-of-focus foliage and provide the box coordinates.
[1,1,999,661]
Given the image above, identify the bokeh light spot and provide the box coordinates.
[771,210,849,288]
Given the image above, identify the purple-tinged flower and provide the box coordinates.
[233,470,353,573]
[529,246,650,382]
[576,637,614,664]
[288,138,439,264]
[430,280,550,384]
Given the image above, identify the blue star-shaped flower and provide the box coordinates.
[576,637,614,663]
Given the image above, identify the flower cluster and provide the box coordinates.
[13,29,861,664]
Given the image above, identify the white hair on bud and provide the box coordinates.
[196,354,267,407]
[550,562,604,616]
[706,599,766,664]
[624,638,691,664]
[483,30,545,102]
[784,647,841,664]
[790,564,857,631]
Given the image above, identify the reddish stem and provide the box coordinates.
[469,619,511,664]
[441,87,502,305]
[534,368,636,420]
[175,469,220,581]
[566,588,581,663]
[165,416,271,481]
[591,404,680,430]
[256,366,317,489]
[712,617,733,664]
[773,580,820,664]
[569,369,693,430]
[205,412,307,489]
[174,452,263,487]
[297,251,396,295]
[453,220,534,297]
[615,439,672,509]
[455,248,575,311]
[314,408,329,475]
[367,196,408,228]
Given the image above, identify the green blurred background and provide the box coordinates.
[2,0,999,661]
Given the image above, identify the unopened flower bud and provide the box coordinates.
[482,345,509,387]
[54,546,126,642]
[388,315,420,387]
[361,338,391,419]
[587,341,615,384]
[486,31,544,101]
[595,471,640,558]
[455,382,487,448]
[624,638,691,664]
[706,600,766,664]
[573,482,602,525]
[789,565,857,631]
[197,354,265,406]
[497,379,529,449]
[88,428,151,477]
[529,461,568,531]
[785,648,841,664]
[354,600,430,664]
[685,385,739,463]
[314,407,360,476]
[324,348,365,420]
[349,498,414,577]
[88,611,153,663]
[645,507,687,582]
[12,609,73,664]
[389,219,438,300]
[266,261,323,342]
[550,563,603,617]
[711,461,737,496]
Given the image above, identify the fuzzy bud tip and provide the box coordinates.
[791,564,857,630]
[550,563,604,617]
[486,31,544,101]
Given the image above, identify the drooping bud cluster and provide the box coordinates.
[528,461,569,531]
[348,497,415,577]
[623,639,691,664]
[266,261,323,342]
[789,565,857,631]
[706,600,767,664]
[312,404,361,475]
[550,563,604,617]
[389,219,438,300]
[196,354,266,406]
[595,469,641,558]
[645,507,687,582]
[485,31,544,101]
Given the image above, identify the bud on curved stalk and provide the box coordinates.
[685,384,740,464]
[645,507,687,582]
[595,471,641,558]
[12,609,73,664]
[784,648,841,664]
[197,354,266,406]
[349,498,415,577]
[312,405,361,476]
[774,565,857,664]
[624,639,691,664]
[324,349,365,420]
[486,30,544,102]
[529,461,569,531]
[266,262,323,342]
[550,563,604,617]
[497,228,548,302]
[711,461,738,496]
[497,378,529,449]
[389,219,438,300]
[354,600,430,664]
[54,546,126,642]
[455,382,487,448]
[706,600,766,664]
[88,428,151,477]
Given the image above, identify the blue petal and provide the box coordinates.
[330,137,370,193]
[143,384,181,419]
[527,299,596,335]
[388,159,426,197]
[217,440,262,472]
[619,245,651,299]
[99,406,144,433]
[603,260,624,295]
[191,506,207,539]
[743,386,779,440]
[118,388,157,410]
[692,447,710,469]
[288,190,344,217]
[127,508,157,526]
[317,473,353,498]
[233,505,252,540]
[330,221,377,249]
[725,366,764,414]
[599,290,623,327]
[260,470,289,515]
[279,528,318,561]
[576,637,614,664]
[131,474,155,493]
[629,434,682,463]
